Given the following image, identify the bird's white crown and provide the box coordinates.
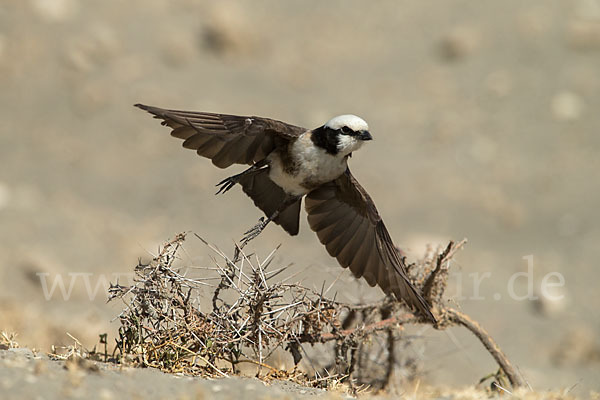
[325,115,369,132]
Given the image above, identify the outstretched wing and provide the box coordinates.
[135,104,306,168]
[305,168,435,322]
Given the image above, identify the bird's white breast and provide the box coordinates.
[268,132,348,196]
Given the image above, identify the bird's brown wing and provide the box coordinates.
[237,168,302,236]
[305,168,435,322]
[135,104,305,168]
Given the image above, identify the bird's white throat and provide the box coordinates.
[336,134,364,156]
[268,132,349,195]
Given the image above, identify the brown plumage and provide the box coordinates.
[135,104,303,168]
[305,170,434,321]
[135,103,436,323]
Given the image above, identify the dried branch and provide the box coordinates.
[108,233,523,393]
[442,308,524,388]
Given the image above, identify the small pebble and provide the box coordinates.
[566,19,600,51]
[533,284,568,316]
[551,91,585,121]
[30,0,77,22]
[201,2,256,57]
[438,26,482,61]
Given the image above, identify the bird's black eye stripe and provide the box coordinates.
[341,126,351,134]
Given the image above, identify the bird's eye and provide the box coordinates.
[341,126,351,134]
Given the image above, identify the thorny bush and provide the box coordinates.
[108,233,523,393]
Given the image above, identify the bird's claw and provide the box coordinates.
[215,176,238,195]
[240,217,266,245]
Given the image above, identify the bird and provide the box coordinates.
[135,103,436,323]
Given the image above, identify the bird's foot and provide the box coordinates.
[215,174,240,195]
[240,217,267,246]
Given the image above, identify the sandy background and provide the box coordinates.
[1,0,599,395]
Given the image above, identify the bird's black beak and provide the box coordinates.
[357,130,373,141]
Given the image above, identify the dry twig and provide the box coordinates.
[108,233,523,392]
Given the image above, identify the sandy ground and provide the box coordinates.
[0,348,349,400]
[1,0,600,397]
[1,348,588,400]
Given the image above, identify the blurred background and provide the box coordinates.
[1,0,599,393]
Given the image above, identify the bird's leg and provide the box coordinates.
[240,211,280,246]
[215,160,267,195]
[239,195,301,247]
